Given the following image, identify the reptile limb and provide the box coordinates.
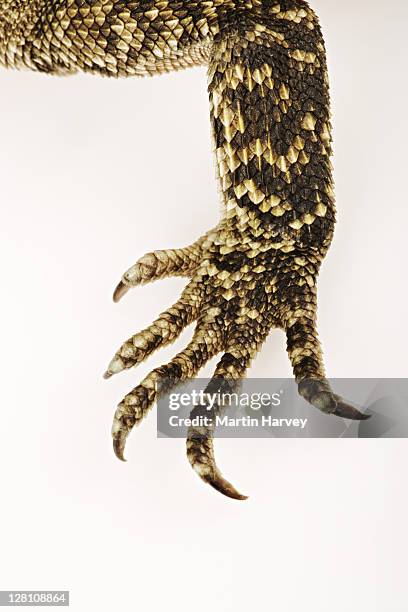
[0,0,370,499]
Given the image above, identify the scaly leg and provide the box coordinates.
[1,0,368,498]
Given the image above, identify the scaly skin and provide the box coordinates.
[0,0,369,500]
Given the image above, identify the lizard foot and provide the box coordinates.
[106,232,369,499]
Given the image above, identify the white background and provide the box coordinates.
[0,1,407,610]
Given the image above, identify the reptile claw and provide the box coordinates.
[113,280,130,303]
[299,381,371,422]
[112,418,127,461]
[104,356,125,379]
[205,471,248,501]
[113,433,128,461]
[332,402,371,421]
[111,405,132,461]
[187,426,248,500]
